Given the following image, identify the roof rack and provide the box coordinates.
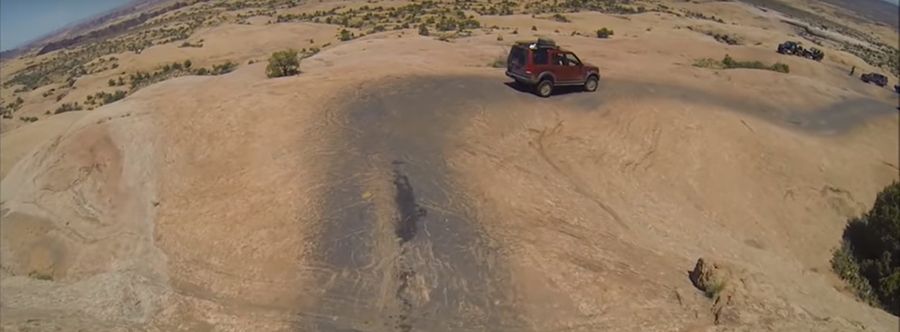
[515,38,558,50]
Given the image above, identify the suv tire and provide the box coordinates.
[536,79,553,98]
[584,75,599,92]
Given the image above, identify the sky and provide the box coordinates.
[0,0,132,51]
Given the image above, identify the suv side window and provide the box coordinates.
[533,48,549,65]
[552,53,565,66]
[564,53,581,66]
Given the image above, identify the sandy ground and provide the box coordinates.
[1,1,899,331]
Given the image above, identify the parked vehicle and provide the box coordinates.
[505,38,600,97]
[776,41,824,61]
[861,72,888,87]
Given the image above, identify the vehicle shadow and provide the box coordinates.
[503,81,587,97]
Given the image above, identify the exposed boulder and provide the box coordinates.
[689,258,740,325]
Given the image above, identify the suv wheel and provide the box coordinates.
[536,79,553,97]
[584,76,598,92]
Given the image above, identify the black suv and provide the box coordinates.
[861,72,888,87]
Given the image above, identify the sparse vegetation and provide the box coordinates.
[179,40,204,48]
[684,10,726,23]
[54,102,83,114]
[551,13,570,23]
[490,54,507,68]
[596,27,614,38]
[704,280,726,299]
[28,271,53,281]
[419,24,430,36]
[266,49,300,78]
[1,97,25,118]
[694,55,790,73]
[832,181,900,315]
[127,59,235,90]
[86,90,127,106]
[339,29,354,41]
[695,28,740,45]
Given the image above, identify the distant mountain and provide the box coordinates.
[817,0,900,28]
[0,0,172,61]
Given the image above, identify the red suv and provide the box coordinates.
[506,39,600,97]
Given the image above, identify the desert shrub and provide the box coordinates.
[266,49,300,78]
[490,54,507,68]
[693,58,723,69]
[722,55,766,69]
[832,242,878,305]
[531,25,537,31]
[28,271,52,280]
[436,17,458,31]
[704,280,726,299]
[54,102,83,114]
[497,34,503,41]
[19,116,38,122]
[108,79,116,86]
[770,62,790,73]
[697,55,790,73]
[418,24,429,36]
[211,61,237,75]
[339,29,353,41]
[552,13,570,22]
[833,181,900,315]
[102,90,127,104]
[596,27,614,38]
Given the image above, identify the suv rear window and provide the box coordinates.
[508,46,526,66]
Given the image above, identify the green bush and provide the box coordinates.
[103,90,127,104]
[266,49,300,78]
[54,102,83,114]
[832,243,878,305]
[833,181,900,315]
[697,55,790,73]
[339,29,353,41]
[596,27,614,38]
[211,61,237,75]
[418,24,429,36]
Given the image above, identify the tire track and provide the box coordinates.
[306,76,531,331]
